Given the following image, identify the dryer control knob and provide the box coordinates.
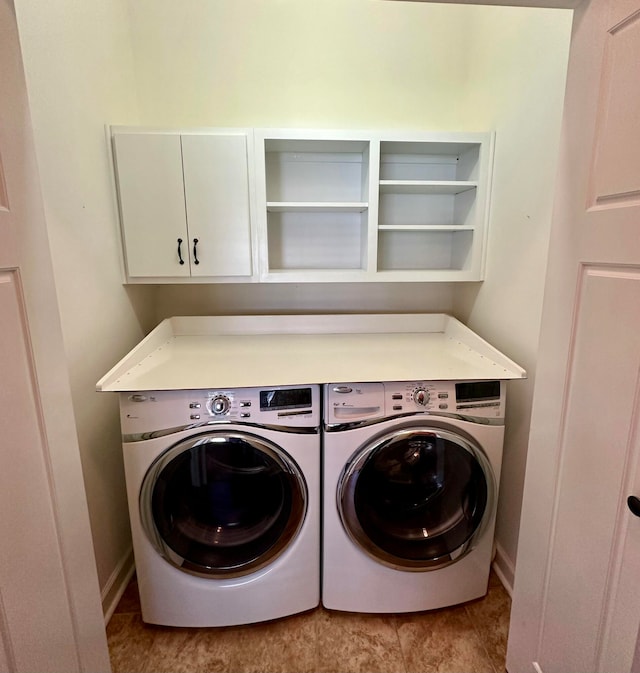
[210,395,230,415]
[413,388,430,406]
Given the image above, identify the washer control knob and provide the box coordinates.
[413,388,430,407]
[210,395,230,415]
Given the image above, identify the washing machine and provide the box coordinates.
[322,380,505,613]
[120,384,321,627]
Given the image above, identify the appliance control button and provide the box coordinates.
[438,393,449,399]
[393,405,403,411]
[210,395,230,415]
[439,404,449,410]
[240,412,251,418]
[130,394,147,402]
[392,394,403,400]
[190,414,200,420]
[413,388,430,406]
[189,402,201,409]
[332,386,353,394]
[240,401,252,407]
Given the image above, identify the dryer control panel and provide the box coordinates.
[120,384,321,437]
[325,380,505,424]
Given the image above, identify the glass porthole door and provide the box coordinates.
[338,427,495,571]
[140,431,307,578]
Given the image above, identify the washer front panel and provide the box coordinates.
[338,425,496,571]
[120,384,321,440]
[140,429,307,579]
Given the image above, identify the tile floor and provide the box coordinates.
[107,572,510,673]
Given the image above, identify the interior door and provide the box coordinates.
[506,1,640,671]
[0,1,110,670]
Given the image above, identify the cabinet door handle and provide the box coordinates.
[628,496,640,517]
[193,238,200,265]
[177,238,185,265]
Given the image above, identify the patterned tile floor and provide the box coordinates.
[107,572,510,673]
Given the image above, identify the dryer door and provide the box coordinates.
[140,430,307,578]
[338,426,496,571]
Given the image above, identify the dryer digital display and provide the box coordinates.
[260,387,312,411]
[455,381,500,403]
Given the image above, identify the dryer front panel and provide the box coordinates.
[140,430,308,579]
[337,426,496,571]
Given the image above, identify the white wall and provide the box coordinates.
[132,0,477,321]
[127,0,475,130]
[13,0,573,605]
[14,0,157,613]
[454,6,572,584]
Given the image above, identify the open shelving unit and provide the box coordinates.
[376,140,485,277]
[254,130,493,282]
[257,135,371,278]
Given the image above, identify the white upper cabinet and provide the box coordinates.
[112,129,255,283]
[111,128,493,284]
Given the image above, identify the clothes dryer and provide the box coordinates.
[120,384,320,627]
[322,380,505,613]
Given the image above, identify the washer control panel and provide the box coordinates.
[120,384,321,436]
[325,380,505,423]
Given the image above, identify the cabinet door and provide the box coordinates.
[113,133,190,278]
[181,134,253,277]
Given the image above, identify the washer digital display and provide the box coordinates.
[260,387,312,411]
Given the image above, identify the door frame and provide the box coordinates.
[6,0,581,670]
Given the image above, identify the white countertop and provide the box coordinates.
[96,314,526,392]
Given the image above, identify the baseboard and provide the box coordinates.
[101,546,135,624]
[492,541,515,597]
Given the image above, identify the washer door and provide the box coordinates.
[338,426,496,571]
[140,430,307,578]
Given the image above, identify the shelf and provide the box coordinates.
[379,142,482,158]
[262,269,368,282]
[267,209,368,272]
[379,180,477,195]
[378,189,476,228]
[377,141,482,241]
[266,202,368,213]
[377,229,474,272]
[378,224,475,231]
[380,141,481,182]
[263,138,370,203]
